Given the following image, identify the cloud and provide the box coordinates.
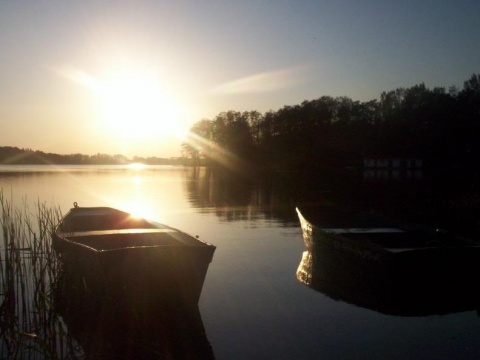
[211,67,303,94]
[54,65,100,90]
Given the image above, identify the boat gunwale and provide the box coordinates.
[58,228,178,238]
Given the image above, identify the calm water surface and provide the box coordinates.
[1,165,479,359]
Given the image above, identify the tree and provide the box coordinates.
[181,119,213,163]
[212,111,254,159]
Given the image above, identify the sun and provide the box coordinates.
[61,66,190,141]
[95,70,189,140]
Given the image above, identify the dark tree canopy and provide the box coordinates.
[183,74,480,172]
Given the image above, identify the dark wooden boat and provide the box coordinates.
[296,205,480,266]
[53,203,216,307]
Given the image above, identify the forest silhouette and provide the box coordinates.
[182,74,480,172]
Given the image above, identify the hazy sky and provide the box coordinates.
[1,1,479,157]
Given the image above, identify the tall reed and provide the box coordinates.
[0,193,83,359]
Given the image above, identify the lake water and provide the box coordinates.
[1,165,480,359]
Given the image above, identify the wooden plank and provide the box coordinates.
[60,228,178,238]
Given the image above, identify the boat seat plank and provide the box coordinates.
[61,228,178,238]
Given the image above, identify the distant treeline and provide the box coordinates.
[0,147,184,165]
[182,74,480,171]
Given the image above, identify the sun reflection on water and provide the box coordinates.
[123,200,157,220]
[128,163,146,170]
[132,175,142,185]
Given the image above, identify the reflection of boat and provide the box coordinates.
[296,205,480,316]
[297,250,479,316]
[53,203,216,307]
[55,265,215,359]
[296,205,480,266]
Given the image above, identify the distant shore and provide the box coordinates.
[0,146,199,166]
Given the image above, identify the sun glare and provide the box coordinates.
[128,162,147,170]
[62,66,190,141]
[131,175,143,185]
[98,71,189,140]
[125,201,155,220]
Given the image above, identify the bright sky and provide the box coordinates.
[0,1,478,158]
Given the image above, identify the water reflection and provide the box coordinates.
[184,167,253,208]
[297,250,480,316]
[183,167,305,225]
[182,165,480,238]
[3,165,479,234]
[56,262,215,359]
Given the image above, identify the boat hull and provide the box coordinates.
[297,210,385,264]
[53,206,216,307]
[296,206,480,268]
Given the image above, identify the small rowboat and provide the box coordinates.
[296,205,480,264]
[53,203,216,307]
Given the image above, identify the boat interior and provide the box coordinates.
[298,206,478,249]
[58,208,205,251]
[63,229,185,251]
[60,213,158,232]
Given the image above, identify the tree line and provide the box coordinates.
[0,147,183,165]
[182,74,480,172]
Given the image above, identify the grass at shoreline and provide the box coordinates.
[0,193,82,359]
